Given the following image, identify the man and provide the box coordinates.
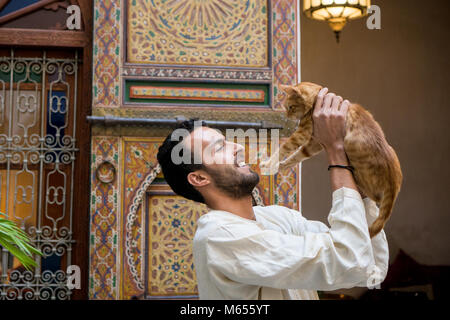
[157,88,389,299]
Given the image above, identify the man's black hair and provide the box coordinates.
[157,119,206,203]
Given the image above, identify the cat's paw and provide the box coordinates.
[278,160,289,171]
[260,158,280,175]
[278,159,298,171]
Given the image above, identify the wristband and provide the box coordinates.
[328,164,355,174]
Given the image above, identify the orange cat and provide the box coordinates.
[261,82,402,238]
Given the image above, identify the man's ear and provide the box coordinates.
[279,84,301,97]
[187,170,210,188]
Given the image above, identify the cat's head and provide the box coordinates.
[280,82,322,119]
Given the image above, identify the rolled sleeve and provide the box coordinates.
[206,187,376,291]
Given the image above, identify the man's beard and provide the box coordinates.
[204,164,260,199]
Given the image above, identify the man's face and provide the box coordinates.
[186,127,260,199]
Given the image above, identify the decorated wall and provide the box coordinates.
[89,0,301,300]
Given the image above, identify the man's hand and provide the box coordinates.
[311,88,358,194]
[312,87,350,152]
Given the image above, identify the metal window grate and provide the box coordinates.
[0,49,79,300]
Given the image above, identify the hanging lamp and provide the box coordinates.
[303,0,371,43]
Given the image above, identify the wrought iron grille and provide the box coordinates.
[0,49,79,300]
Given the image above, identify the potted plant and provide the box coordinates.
[0,212,42,271]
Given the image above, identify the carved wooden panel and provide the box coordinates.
[127,0,269,68]
[146,195,208,298]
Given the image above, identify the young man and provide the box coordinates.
[157,88,389,299]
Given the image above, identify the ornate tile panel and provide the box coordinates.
[121,138,161,298]
[127,0,269,67]
[272,0,299,208]
[272,0,298,110]
[274,167,298,208]
[147,195,207,297]
[274,137,299,210]
[93,0,121,108]
[92,0,299,112]
[129,85,265,103]
[89,137,121,299]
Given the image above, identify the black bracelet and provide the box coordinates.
[328,164,355,174]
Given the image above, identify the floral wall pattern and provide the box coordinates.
[127,0,269,67]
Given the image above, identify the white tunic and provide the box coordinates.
[193,187,389,300]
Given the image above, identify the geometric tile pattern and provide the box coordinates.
[89,136,121,299]
[93,0,121,108]
[272,0,299,111]
[272,0,299,208]
[147,195,208,297]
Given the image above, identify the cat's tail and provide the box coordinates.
[369,148,402,238]
[369,190,396,238]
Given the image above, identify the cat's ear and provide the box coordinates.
[280,85,301,97]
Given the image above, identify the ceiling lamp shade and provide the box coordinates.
[303,0,371,42]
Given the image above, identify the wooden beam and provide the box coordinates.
[0,0,58,25]
[69,0,93,300]
[77,0,92,32]
[0,27,88,47]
